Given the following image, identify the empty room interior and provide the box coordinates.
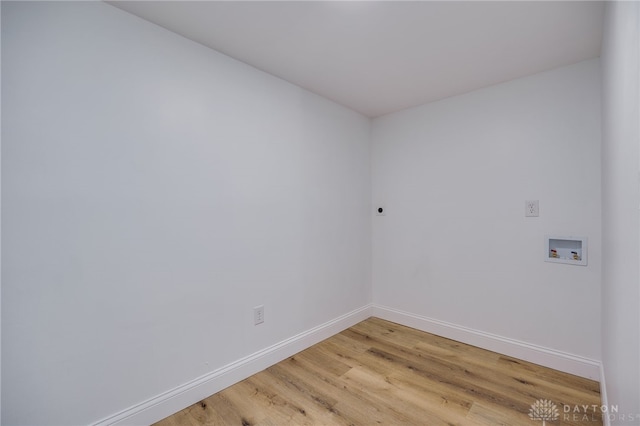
[2,1,639,425]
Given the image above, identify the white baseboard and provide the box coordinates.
[371,304,601,381]
[93,304,605,425]
[92,304,373,426]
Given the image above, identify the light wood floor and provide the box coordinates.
[155,317,602,426]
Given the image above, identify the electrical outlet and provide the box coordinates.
[253,305,264,325]
[525,200,539,217]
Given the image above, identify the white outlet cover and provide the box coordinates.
[525,200,539,217]
[253,305,264,325]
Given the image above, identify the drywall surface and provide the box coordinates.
[0,3,3,421]
[372,59,602,360]
[601,1,640,422]
[1,2,371,424]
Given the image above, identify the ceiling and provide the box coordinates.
[108,1,604,118]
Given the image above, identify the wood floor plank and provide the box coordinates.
[279,353,410,425]
[233,374,335,426]
[296,346,353,378]
[340,365,471,426]
[154,317,602,426]
[466,401,528,426]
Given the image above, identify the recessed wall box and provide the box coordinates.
[545,236,587,266]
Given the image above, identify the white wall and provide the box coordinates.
[0,3,3,422]
[1,2,371,425]
[372,60,602,360]
[601,2,640,422]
